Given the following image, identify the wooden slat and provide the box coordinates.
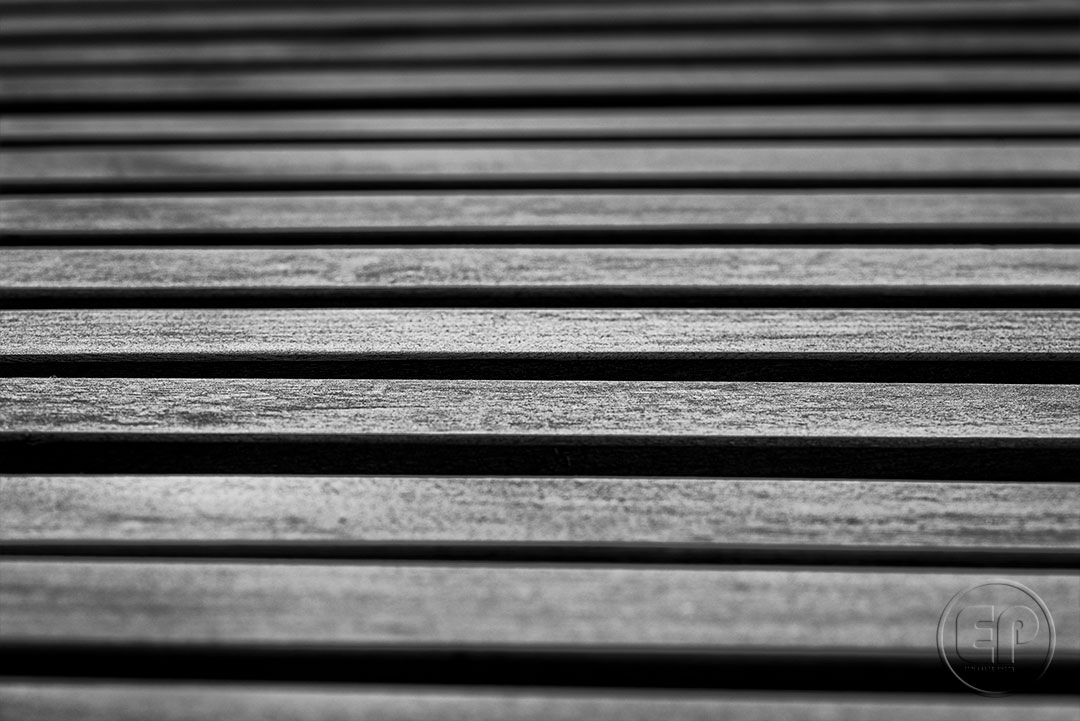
[4,66,1076,104]
[3,143,1076,185]
[5,108,1078,143]
[1,309,1076,360]
[3,247,1076,292]
[4,193,1079,233]
[4,1,1076,39]
[1,378,1075,440]
[1,683,1077,721]
[2,475,1075,553]
[1,561,1076,648]
[5,30,1077,68]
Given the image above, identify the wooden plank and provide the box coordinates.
[1,561,1076,649]
[4,30,1077,68]
[2,683,1078,721]
[4,66,1076,104]
[5,108,1079,143]
[1,378,1075,441]
[4,1,1076,39]
[1,309,1076,360]
[4,193,1079,233]
[4,143,1076,185]
[2,475,1075,553]
[3,247,1076,292]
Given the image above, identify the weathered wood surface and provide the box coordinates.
[4,1,1076,39]
[4,144,1076,184]
[4,66,1077,105]
[1,561,1076,648]
[5,31,1078,70]
[5,193,1079,233]
[1,379,1075,440]
[2,475,1075,552]
[1,309,1076,360]
[3,246,1078,289]
[6,108,1078,143]
[1,684,1077,721]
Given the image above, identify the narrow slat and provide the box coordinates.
[1,683,1077,721]
[4,193,1079,233]
[4,144,1075,186]
[1,378,1075,440]
[3,247,1076,294]
[5,108,1078,143]
[0,309,1075,360]
[1,561,1076,649]
[2,475,1075,553]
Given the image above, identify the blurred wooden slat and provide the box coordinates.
[1,378,1075,440]
[1,309,1076,359]
[4,1,1077,39]
[4,31,1077,69]
[4,66,1077,105]
[4,246,1076,293]
[5,108,1078,144]
[2,475,1075,553]
[1,561,1076,648]
[4,143,1076,185]
[5,193,1079,233]
[1,683,1078,721]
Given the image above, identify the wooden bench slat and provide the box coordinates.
[5,193,1079,233]
[2,475,1075,553]
[2,683,1077,721]
[1,309,1076,359]
[4,143,1076,185]
[4,247,1076,293]
[5,108,1078,143]
[1,378,1075,440]
[1,561,1076,649]
[4,66,1077,104]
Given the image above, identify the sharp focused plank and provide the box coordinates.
[2,475,1075,553]
[4,1,1076,38]
[5,193,1079,232]
[4,246,1076,292]
[5,30,1077,68]
[1,378,1075,441]
[2,684,1077,721]
[4,66,1076,104]
[0,309,1076,359]
[5,108,1078,143]
[4,143,1076,185]
[1,561,1076,649]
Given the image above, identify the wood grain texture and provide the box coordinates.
[2,475,1075,551]
[5,108,1078,142]
[4,66,1076,103]
[5,193,1079,233]
[4,143,1076,183]
[4,1,1076,38]
[2,683,1077,721]
[1,378,1076,441]
[1,561,1076,649]
[4,30,1078,69]
[1,309,1076,360]
[4,246,1076,291]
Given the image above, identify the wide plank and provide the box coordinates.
[1,561,1076,650]
[1,475,1075,556]
[5,108,1078,144]
[4,144,1076,187]
[4,193,1079,233]
[1,683,1077,721]
[1,309,1076,360]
